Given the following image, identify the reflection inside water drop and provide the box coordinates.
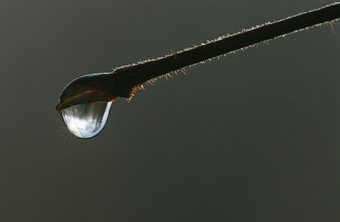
[60,101,113,138]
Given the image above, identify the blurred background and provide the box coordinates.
[0,0,339,221]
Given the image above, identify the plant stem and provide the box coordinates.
[113,2,340,97]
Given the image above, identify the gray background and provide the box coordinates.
[0,0,339,221]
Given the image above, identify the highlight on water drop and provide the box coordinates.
[60,101,113,139]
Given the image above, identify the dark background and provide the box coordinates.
[0,0,339,221]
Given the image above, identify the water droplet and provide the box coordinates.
[60,101,113,139]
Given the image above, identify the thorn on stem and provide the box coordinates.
[330,21,335,33]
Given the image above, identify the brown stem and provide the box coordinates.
[111,2,340,98]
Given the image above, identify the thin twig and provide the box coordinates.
[113,2,340,96]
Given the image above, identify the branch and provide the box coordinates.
[114,2,340,95]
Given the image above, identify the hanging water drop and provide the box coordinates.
[56,3,340,139]
[60,101,113,139]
